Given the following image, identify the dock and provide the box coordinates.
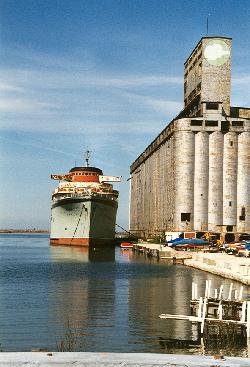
[132,243,250,285]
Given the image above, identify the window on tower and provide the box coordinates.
[191,120,203,126]
[181,213,191,222]
[205,120,218,127]
[232,121,244,127]
[239,207,246,221]
[206,102,219,110]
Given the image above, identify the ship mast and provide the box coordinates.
[84,150,91,167]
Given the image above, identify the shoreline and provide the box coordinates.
[0,230,49,234]
[0,352,249,367]
[185,252,250,286]
[134,243,250,285]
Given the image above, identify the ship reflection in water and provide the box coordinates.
[50,245,115,263]
[48,244,117,352]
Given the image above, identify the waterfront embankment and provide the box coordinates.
[0,229,49,233]
[0,352,249,367]
[133,243,250,285]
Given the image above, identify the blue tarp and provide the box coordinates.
[167,238,209,246]
[167,237,183,243]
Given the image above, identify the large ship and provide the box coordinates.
[50,152,121,246]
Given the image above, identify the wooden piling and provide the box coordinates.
[219,285,223,299]
[247,301,250,338]
[160,281,249,343]
[228,283,233,300]
[239,286,243,301]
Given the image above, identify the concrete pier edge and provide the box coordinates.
[0,352,250,367]
[133,243,250,285]
[185,257,250,285]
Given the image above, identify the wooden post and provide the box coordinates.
[205,280,208,298]
[234,289,238,300]
[203,298,208,318]
[201,298,207,334]
[218,301,223,320]
[239,286,243,301]
[219,284,223,299]
[198,297,203,318]
[228,283,233,300]
[241,301,246,323]
[194,283,198,300]
[247,301,250,338]
[248,340,250,363]
[214,288,218,299]
[207,280,211,299]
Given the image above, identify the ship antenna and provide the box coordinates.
[84,150,91,167]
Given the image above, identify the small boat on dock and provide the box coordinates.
[120,242,134,249]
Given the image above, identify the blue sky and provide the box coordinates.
[0,0,249,229]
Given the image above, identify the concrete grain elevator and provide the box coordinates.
[129,37,250,242]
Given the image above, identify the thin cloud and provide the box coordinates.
[232,75,250,85]
[0,134,77,158]
[0,82,23,92]
[144,97,182,113]
[89,75,183,87]
[0,98,59,113]
[0,63,182,134]
[119,90,182,114]
[2,68,183,90]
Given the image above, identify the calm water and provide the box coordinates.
[0,234,249,355]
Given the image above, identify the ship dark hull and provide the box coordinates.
[50,195,118,247]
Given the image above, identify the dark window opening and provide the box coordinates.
[229,201,232,206]
[205,120,218,127]
[232,121,244,127]
[226,225,233,232]
[239,207,246,221]
[221,120,230,132]
[230,141,233,147]
[206,102,219,110]
[191,119,203,126]
[181,213,191,222]
[225,233,235,242]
